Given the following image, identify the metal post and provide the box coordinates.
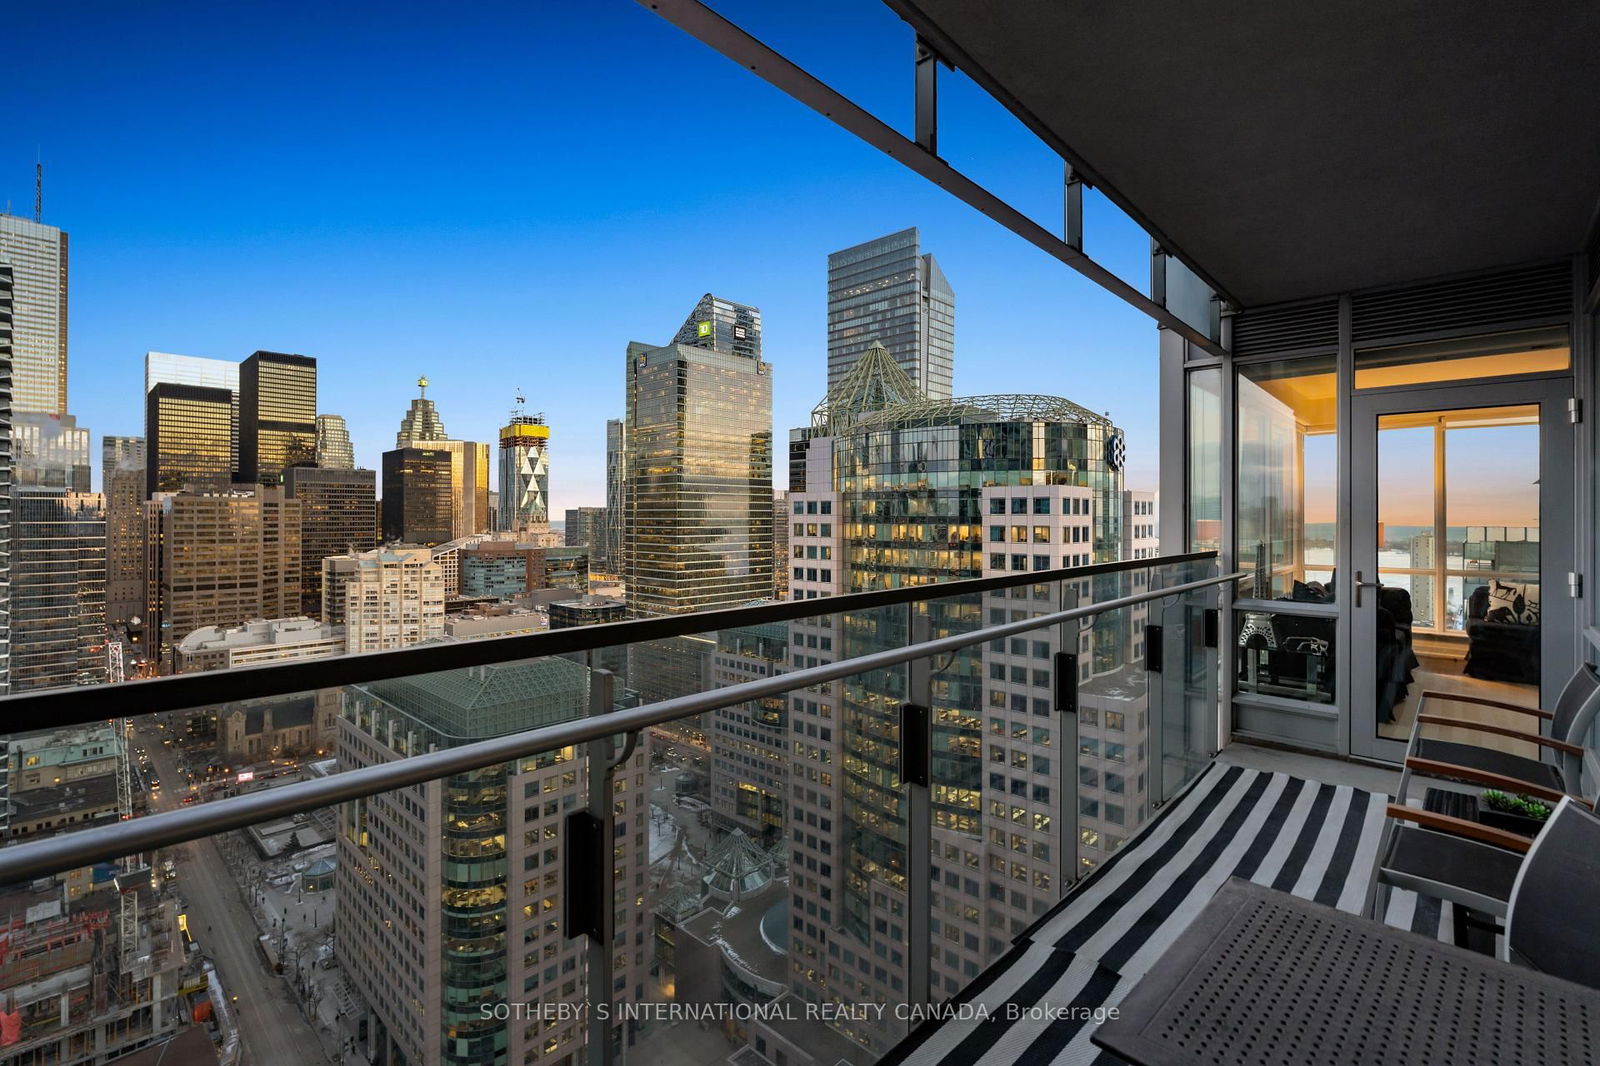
[903,605,932,1008]
[914,37,939,155]
[585,670,618,1066]
[1058,580,1080,887]
[1064,163,1083,250]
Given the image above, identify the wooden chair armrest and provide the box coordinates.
[1384,803,1532,853]
[1418,690,1551,719]
[1415,714,1584,755]
[1403,756,1568,804]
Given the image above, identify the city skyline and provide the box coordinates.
[3,1,1166,513]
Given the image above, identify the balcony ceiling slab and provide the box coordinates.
[887,0,1600,308]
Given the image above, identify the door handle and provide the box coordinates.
[1354,571,1381,608]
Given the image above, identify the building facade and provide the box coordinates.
[284,464,379,618]
[395,375,448,446]
[827,227,955,401]
[175,616,345,672]
[13,412,91,491]
[498,410,550,531]
[382,446,454,546]
[144,350,239,474]
[0,213,68,416]
[563,506,605,557]
[336,658,649,1066]
[144,487,301,655]
[146,382,234,496]
[0,266,13,692]
[10,488,106,691]
[604,417,624,571]
[316,412,356,469]
[239,349,317,484]
[623,295,774,618]
[322,545,445,651]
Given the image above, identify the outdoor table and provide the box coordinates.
[1092,877,1600,1065]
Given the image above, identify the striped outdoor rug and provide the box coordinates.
[882,762,1451,1066]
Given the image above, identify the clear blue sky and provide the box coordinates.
[6,0,1165,511]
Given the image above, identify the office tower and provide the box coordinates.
[381,447,453,545]
[827,227,955,400]
[438,440,491,537]
[337,657,649,1066]
[102,435,146,628]
[0,266,13,692]
[13,412,90,490]
[145,351,240,472]
[770,391,1127,1056]
[239,350,317,483]
[9,488,105,691]
[563,506,605,557]
[321,545,444,650]
[487,490,499,532]
[395,375,448,446]
[604,417,625,570]
[146,383,234,495]
[316,413,356,469]
[623,294,773,617]
[144,487,300,656]
[284,464,379,617]
[497,405,550,531]
[0,214,68,416]
[547,596,625,628]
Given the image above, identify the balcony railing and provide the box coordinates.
[0,551,1237,1066]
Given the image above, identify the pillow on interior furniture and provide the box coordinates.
[1485,579,1523,623]
[1520,594,1541,626]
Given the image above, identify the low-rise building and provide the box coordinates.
[174,616,345,673]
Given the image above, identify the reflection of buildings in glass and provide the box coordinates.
[1236,359,1334,598]
[708,614,790,843]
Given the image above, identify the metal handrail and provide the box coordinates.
[0,550,1218,735]
[0,569,1241,884]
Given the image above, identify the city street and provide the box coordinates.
[140,722,334,1065]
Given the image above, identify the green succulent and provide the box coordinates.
[1481,789,1553,822]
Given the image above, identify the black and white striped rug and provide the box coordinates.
[882,763,1450,1066]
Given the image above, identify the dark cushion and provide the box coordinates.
[1385,824,1522,905]
[1413,737,1563,792]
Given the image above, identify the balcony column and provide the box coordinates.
[902,606,932,1007]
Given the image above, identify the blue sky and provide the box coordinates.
[6,0,1165,511]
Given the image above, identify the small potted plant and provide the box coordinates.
[1479,789,1554,836]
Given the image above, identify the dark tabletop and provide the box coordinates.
[1092,877,1600,1066]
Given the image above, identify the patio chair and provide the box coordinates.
[1503,797,1600,988]
[1370,795,1600,977]
[1399,663,1600,802]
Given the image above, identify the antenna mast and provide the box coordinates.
[35,157,42,222]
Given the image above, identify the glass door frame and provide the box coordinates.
[1348,374,1576,762]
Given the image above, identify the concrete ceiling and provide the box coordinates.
[886,0,1600,308]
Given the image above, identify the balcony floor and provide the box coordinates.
[882,744,1460,1066]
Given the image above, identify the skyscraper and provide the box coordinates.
[437,440,491,538]
[623,294,773,617]
[144,487,300,655]
[102,435,146,628]
[144,351,239,473]
[284,464,378,617]
[0,214,68,416]
[604,417,625,570]
[827,227,955,400]
[239,350,317,484]
[381,447,454,546]
[146,383,234,495]
[394,375,448,446]
[315,413,356,469]
[563,506,605,556]
[497,404,550,531]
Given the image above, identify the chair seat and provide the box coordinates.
[1413,737,1564,792]
[1382,824,1523,913]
